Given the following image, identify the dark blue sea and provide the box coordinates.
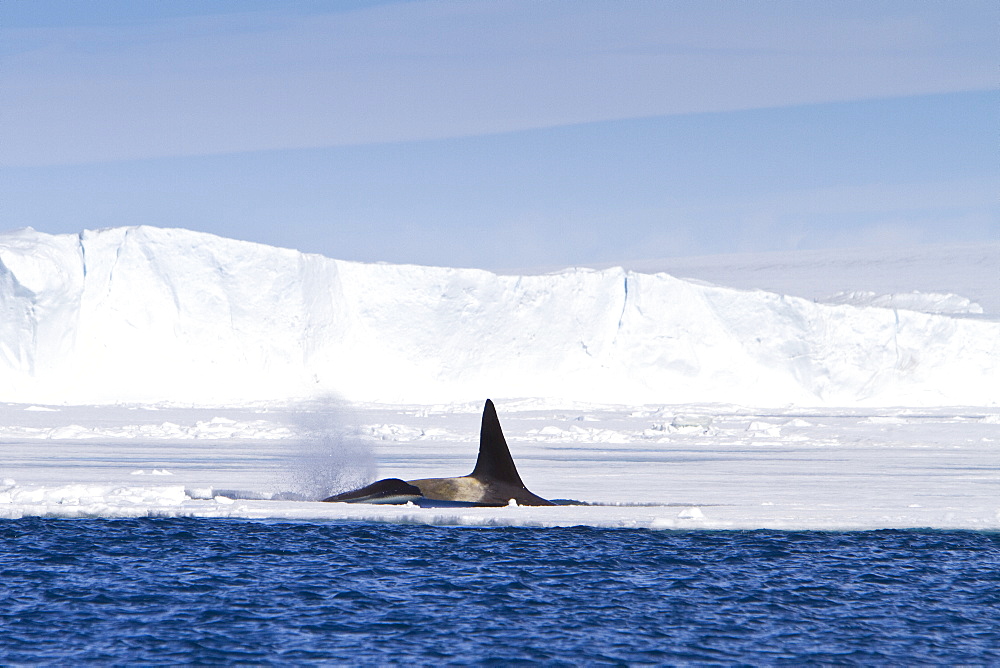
[1,520,998,665]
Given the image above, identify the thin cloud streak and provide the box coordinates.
[2,0,995,166]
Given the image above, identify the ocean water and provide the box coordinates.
[1,520,998,665]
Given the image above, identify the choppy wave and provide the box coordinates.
[0,519,997,664]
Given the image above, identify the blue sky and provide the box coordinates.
[2,0,996,269]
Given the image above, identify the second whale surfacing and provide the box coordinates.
[322,399,554,507]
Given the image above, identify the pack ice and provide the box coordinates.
[1,226,997,407]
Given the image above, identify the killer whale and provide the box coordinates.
[322,399,554,507]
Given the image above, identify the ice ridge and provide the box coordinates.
[0,226,997,407]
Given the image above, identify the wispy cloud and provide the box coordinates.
[2,0,995,166]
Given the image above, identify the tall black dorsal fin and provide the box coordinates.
[470,399,525,487]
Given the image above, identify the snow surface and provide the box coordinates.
[2,226,997,407]
[1,401,997,529]
[1,226,997,529]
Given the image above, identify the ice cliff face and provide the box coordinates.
[1,226,997,406]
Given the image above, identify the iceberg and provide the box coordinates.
[1,226,997,407]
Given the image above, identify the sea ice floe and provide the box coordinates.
[746,421,782,437]
[360,424,447,441]
[863,416,909,425]
[0,420,293,440]
[1,401,998,529]
[524,425,631,443]
[0,483,188,510]
[677,506,705,519]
